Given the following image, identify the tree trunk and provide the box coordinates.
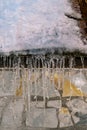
[79,0,87,24]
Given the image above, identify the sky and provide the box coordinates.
[0,0,87,53]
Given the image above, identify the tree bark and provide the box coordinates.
[79,0,87,24]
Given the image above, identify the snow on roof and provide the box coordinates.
[0,0,87,54]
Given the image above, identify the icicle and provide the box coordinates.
[80,57,85,98]
[68,57,74,102]
[27,69,31,114]
[2,56,6,93]
[2,68,5,93]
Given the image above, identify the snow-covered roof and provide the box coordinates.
[0,0,87,54]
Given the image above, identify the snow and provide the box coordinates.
[0,0,87,54]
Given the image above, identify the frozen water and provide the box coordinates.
[1,100,23,127]
[26,107,58,128]
[1,99,24,127]
[58,108,73,128]
[70,71,87,93]
[0,58,86,128]
[47,100,61,108]
[71,114,80,124]
[67,99,87,115]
